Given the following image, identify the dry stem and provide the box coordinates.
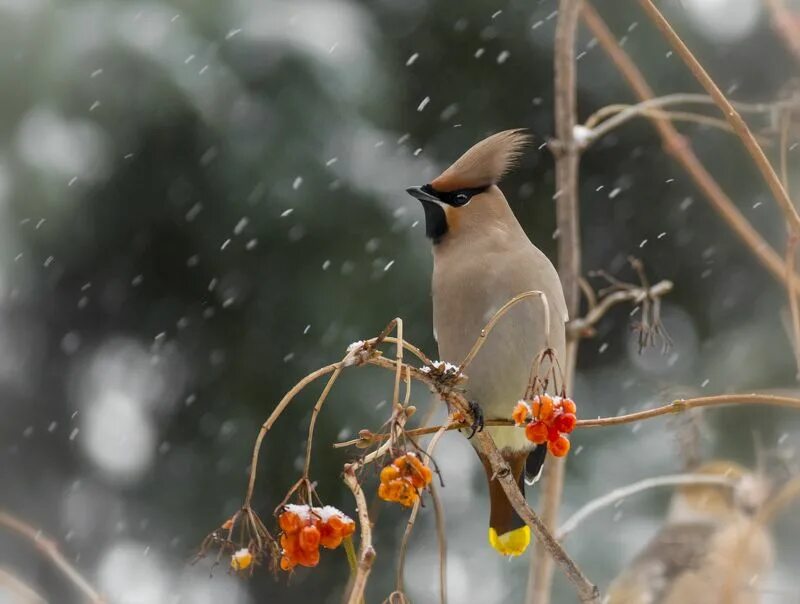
[458,290,551,373]
[335,393,800,446]
[764,0,800,65]
[344,463,376,604]
[531,1,584,601]
[637,0,800,234]
[396,422,451,603]
[567,279,673,339]
[556,473,737,540]
[0,510,104,604]
[581,2,800,294]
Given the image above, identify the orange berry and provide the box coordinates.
[554,412,577,434]
[562,398,577,414]
[530,396,541,417]
[298,547,320,567]
[539,395,555,421]
[511,401,530,426]
[548,425,561,444]
[525,421,549,444]
[327,515,345,532]
[380,465,400,483]
[548,435,571,457]
[320,530,343,549]
[279,511,301,534]
[341,519,355,537]
[299,525,320,553]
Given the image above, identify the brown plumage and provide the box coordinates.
[407,129,568,556]
[431,129,532,192]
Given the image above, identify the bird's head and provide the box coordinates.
[406,129,531,244]
[668,460,769,524]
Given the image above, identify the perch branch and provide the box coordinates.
[335,393,800,447]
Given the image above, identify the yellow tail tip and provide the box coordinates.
[488,526,530,556]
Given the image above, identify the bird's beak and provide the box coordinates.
[406,186,440,205]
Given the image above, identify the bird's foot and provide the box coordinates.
[466,400,485,439]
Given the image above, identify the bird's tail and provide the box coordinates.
[480,451,532,556]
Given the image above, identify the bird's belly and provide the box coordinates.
[437,298,555,452]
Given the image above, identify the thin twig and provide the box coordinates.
[334,392,800,447]
[396,422,451,603]
[531,1,584,601]
[577,393,800,427]
[244,362,340,506]
[0,510,104,604]
[429,481,448,604]
[458,291,551,373]
[556,474,736,540]
[303,364,346,477]
[581,2,800,294]
[343,464,376,604]
[584,106,771,149]
[637,0,800,234]
[584,93,793,129]
[567,279,673,339]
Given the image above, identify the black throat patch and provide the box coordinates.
[420,199,448,243]
[417,184,488,244]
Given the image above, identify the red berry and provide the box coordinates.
[554,412,577,434]
[525,421,549,444]
[548,435,571,457]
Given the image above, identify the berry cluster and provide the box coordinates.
[512,394,577,457]
[378,453,433,507]
[278,504,355,571]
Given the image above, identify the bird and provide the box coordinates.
[606,460,774,604]
[406,129,568,556]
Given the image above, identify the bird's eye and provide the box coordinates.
[455,193,469,204]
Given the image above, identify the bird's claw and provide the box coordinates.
[467,400,485,439]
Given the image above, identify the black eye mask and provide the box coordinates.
[421,184,489,207]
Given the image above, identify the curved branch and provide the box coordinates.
[556,474,736,540]
[458,290,551,373]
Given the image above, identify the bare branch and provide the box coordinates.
[567,279,673,340]
[396,422,451,603]
[556,474,737,540]
[637,0,800,234]
[343,464,376,604]
[531,1,584,601]
[458,290,551,373]
[581,2,800,294]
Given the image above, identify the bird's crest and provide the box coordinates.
[431,129,531,192]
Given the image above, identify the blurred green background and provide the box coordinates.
[1,0,799,602]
